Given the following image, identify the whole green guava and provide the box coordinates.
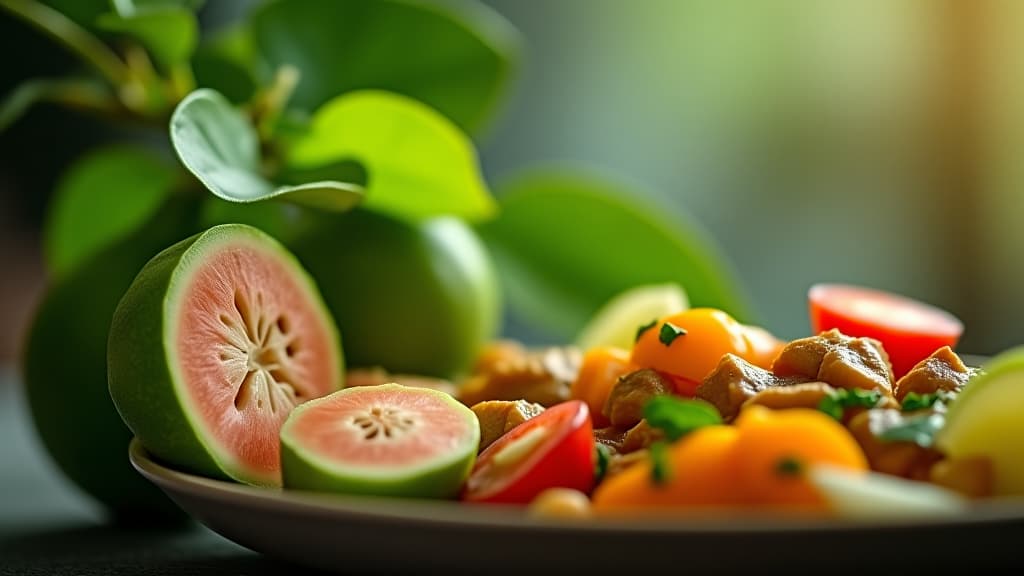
[289,208,500,379]
[23,197,198,523]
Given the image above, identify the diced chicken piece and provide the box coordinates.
[894,346,977,402]
[472,340,530,375]
[457,345,581,407]
[696,354,810,421]
[602,369,674,429]
[605,449,649,480]
[818,338,894,394]
[470,400,545,452]
[593,419,665,455]
[847,408,942,480]
[743,381,837,411]
[594,425,628,453]
[771,329,851,379]
[772,329,894,395]
[620,419,665,453]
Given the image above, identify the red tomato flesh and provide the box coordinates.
[808,283,964,380]
[462,400,594,504]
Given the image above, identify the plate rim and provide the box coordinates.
[129,437,1024,535]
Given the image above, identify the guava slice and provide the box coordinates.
[108,224,343,486]
[281,384,479,498]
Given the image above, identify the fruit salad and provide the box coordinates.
[442,282,1019,519]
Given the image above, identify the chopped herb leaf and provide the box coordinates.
[635,319,658,343]
[594,442,613,484]
[901,390,957,412]
[817,388,884,420]
[643,395,722,441]
[817,395,844,421]
[775,456,803,477]
[876,412,945,448]
[650,441,671,486]
[658,322,687,346]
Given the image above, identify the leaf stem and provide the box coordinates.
[121,43,166,113]
[168,63,196,102]
[251,64,300,141]
[0,0,130,86]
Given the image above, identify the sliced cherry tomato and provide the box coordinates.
[462,400,594,504]
[808,283,964,379]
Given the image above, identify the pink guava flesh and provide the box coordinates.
[177,242,339,481]
[287,387,475,468]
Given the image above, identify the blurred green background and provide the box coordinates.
[3,0,1023,360]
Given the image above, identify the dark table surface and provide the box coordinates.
[0,366,329,576]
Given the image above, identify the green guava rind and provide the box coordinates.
[936,347,1024,495]
[107,223,344,487]
[23,196,199,523]
[280,384,479,499]
[288,208,500,379]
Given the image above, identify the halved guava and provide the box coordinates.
[108,224,343,486]
[281,384,479,498]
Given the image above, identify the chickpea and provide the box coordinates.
[526,488,592,519]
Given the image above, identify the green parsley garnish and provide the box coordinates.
[775,456,804,477]
[658,322,687,346]
[643,395,722,441]
[635,319,658,343]
[901,390,956,412]
[593,442,613,484]
[817,388,884,420]
[650,441,672,486]
[875,412,945,448]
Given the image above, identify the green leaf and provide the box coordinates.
[97,5,197,68]
[658,322,687,346]
[901,390,956,412]
[649,441,671,486]
[288,90,494,221]
[643,396,722,442]
[634,319,657,344]
[874,411,945,449]
[817,388,885,421]
[170,88,363,211]
[775,457,804,477]
[477,171,755,341]
[43,146,176,278]
[251,0,520,134]
[191,24,257,104]
[108,0,204,15]
[593,442,612,485]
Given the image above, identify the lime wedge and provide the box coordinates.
[575,283,689,351]
[936,348,1024,495]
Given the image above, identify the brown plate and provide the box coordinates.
[130,438,1024,574]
